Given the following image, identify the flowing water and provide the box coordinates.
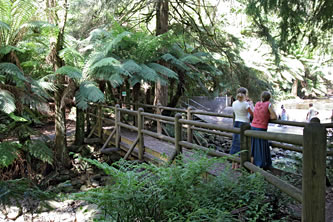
[268,97,333,135]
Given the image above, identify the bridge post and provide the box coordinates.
[187,107,194,143]
[302,118,326,222]
[157,103,162,134]
[240,123,251,167]
[115,104,121,148]
[175,113,183,155]
[138,108,145,160]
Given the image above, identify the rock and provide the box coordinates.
[80,185,89,191]
[91,180,100,187]
[46,200,63,209]
[6,206,21,220]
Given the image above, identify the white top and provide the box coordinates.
[232,100,250,122]
[307,107,318,121]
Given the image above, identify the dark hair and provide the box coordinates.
[309,103,313,107]
[261,91,271,102]
[237,87,248,95]
[281,105,284,109]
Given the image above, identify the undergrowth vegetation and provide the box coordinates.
[72,153,291,221]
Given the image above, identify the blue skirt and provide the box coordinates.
[251,127,272,169]
[230,121,247,155]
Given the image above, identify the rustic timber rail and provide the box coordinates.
[86,102,333,221]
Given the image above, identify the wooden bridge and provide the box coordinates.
[85,102,333,221]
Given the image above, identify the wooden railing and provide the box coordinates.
[86,102,332,221]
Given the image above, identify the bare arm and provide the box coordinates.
[268,104,277,120]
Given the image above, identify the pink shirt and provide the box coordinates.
[251,101,271,129]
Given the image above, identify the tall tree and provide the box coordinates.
[46,0,71,167]
[154,0,169,106]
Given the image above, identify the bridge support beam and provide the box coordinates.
[302,118,326,222]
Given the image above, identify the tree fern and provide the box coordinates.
[89,57,131,81]
[180,55,203,65]
[0,142,21,168]
[0,20,10,31]
[147,63,178,79]
[161,53,190,71]
[0,89,16,113]
[122,59,142,74]
[0,62,26,82]
[75,81,104,110]
[105,31,132,55]
[24,140,53,165]
[55,66,82,81]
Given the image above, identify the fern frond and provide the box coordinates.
[55,66,82,81]
[0,142,21,168]
[122,59,142,74]
[0,21,10,31]
[161,53,190,71]
[59,47,84,67]
[137,64,158,82]
[25,140,53,165]
[0,62,26,82]
[147,63,178,79]
[75,81,104,110]
[0,89,16,114]
[90,57,131,79]
[108,73,125,87]
[88,28,111,43]
[180,55,202,64]
[105,31,132,54]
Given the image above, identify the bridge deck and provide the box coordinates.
[102,127,232,176]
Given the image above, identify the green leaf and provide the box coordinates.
[147,63,178,79]
[9,113,27,122]
[0,62,26,82]
[0,89,16,114]
[161,53,190,71]
[55,66,82,80]
[0,142,21,168]
[180,55,202,64]
[122,60,142,74]
[26,140,53,165]
[75,81,104,110]
[0,21,10,31]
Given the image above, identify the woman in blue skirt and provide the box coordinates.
[251,91,277,170]
[230,87,253,169]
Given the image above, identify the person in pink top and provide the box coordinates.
[251,91,277,169]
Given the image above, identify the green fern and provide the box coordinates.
[147,63,178,79]
[75,81,104,110]
[0,62,26,82]
[105,31,132,54]
[0,89,16,114]
[180,55,202,64]
[55,66,82,81]
[24,140,53,165]
[161,53,190,71]
[0,142,21,168]
[138,64,159,81]
[122,59,142,74]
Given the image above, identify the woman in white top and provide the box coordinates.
[230,87,253,169]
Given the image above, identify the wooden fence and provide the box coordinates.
[86,102,333,222]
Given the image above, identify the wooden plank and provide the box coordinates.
[302,120,326,221]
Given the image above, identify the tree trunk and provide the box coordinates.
[75,108,85,145]
[47,0,70,167]
[154,0,169,106]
